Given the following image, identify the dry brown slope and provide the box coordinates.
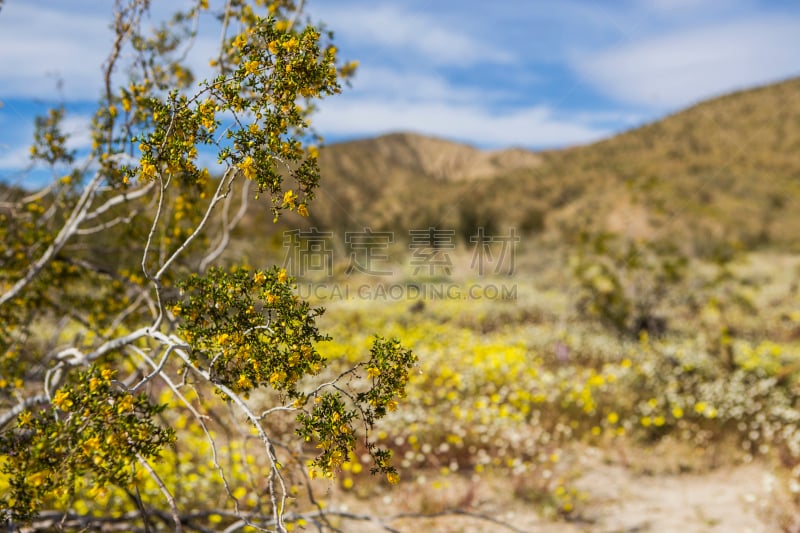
[241,76,800,255]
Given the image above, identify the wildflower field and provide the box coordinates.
[277,247,800,530]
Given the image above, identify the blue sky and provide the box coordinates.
[2,0,800,184]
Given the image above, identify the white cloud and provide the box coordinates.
[574,15,800,109]
[314,98,616,149]
[0,144,31,171]
[0,1,221,101]
[642,0,755,15]
[0,112,93,171]
[0,3,111,100]
[312,3,513,66]
[345,65,513,105]
[61,115,94,153]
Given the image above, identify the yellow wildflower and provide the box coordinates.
[233,33,247,49]
[282,189,296,207]
[17,410,32,427]
[237,374,251,390]
[239,156,256,180]
[283,37,298,51]
[52,390,73,410]
[140,161,156,179]
[116,395,133,413]
[244,60,260,76]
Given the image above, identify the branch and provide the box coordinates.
[0,394,49,428]
[0,171,104,307]
[148,330,290,533]
[199,177,251,272]
[136,453,183,533]
[154,167,238,281]
[82,180,156,222]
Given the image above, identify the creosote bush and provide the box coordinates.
[0,1,414,530]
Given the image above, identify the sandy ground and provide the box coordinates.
[320,454,789,533]
[570,461,777,532]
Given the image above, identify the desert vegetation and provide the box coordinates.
[1,1,800,532]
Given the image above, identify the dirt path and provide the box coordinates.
[571,461,777,532]
[327,458,784,532]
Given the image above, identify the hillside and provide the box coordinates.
[234,76,800,262]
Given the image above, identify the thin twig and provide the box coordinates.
[136,453,183,533]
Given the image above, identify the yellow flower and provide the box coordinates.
[254,271,266,285]
[386,471,400,485]
[52,390,73,411]
[367,367,381,378]
[27,471,49,487]
[116,395,134,413]
[282,189,296,207]
[81,435,101,456]
[607,412,619,424]
[277,269,288,283]
[17,410,32,427]
[283,37,299,51]
[237,374,251,390]
[672,406,684,419]
[232,33,247,49]
[239,156,256,180]
[140,161,157,179]
[244,60,260,76]
[297,204,309,217]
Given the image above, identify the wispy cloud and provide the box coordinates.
[0,145,31,171]
[0,3,111,100]
[315,99,622,149]
[312,3,513,67]
[573,14,800,109]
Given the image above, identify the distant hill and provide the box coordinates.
[238,77,800,259]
